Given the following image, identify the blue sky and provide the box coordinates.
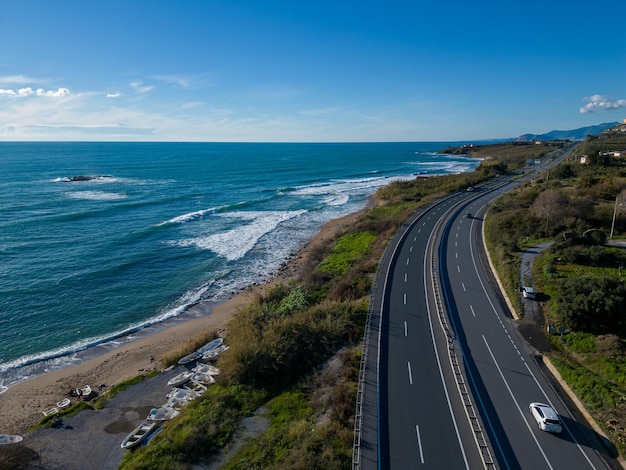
[0,0,624,142]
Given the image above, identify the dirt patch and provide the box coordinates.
[517,298,552,353]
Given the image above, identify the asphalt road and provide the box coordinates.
[378,195,485,469]
[356,144,620,469]
[443,181,614,469]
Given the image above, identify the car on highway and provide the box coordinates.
[522,286,536,299]
[529,402,562,433]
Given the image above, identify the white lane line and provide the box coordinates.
[470,305,476,317]
[406,258,410,265]
[521,364,597,469]
[416,425,425,464]
[404,293,407,305]
[407,362,413,384]
[404,272,408,282]
[410,246,414,252]
[457,265,460,273]
[404,321,408,336]
[413,236,418,242]
[482,335,554,470]
[423,224,470,468]
[461,282,466,292]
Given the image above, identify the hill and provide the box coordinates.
[517,122,619,141]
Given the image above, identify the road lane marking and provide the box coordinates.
[407,361,413,384]
[520,363,597,468]
[461,282,466,292]
[482,336,554,470]
[470,305,476,317]
[422,224,470,468]
[404,321,408,336]
[404,272,408,282]
[404,293,407,305]
[416,425,425,464]
[457,265,460,273]
[410,246,413,252]
[406,258,410,265]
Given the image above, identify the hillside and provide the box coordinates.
[516,122,619,141]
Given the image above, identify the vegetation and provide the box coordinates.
[121,142,523,469]
[482,123,626,455]
[572,127,626,163]
[118,130,626,467]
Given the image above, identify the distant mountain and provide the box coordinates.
[516,122,620,141]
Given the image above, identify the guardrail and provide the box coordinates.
[430,252,496,470]
[352,194,497,469]
[352,210,425,469]
[428,203,496,470]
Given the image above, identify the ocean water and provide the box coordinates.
[0,141,479,390]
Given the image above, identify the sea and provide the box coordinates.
[0,141,480,391]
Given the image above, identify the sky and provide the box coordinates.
[0,0,624,142]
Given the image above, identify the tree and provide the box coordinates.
[530,189,569,237]
[556,277,626,334]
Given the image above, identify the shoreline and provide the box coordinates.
[0,206,365,436]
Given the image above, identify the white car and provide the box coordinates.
[529,402,562,433]
[522,286,536,299]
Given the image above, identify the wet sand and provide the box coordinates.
[0,208,363,437]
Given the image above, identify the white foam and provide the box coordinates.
[65,191,127,201]
[159,207,218,226]
[324,194,350,206]
[293,176,388,198]
[0,278,216,383]
[173,210,306,261]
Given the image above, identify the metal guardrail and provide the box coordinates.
[351,298,371,469]
[430,251,496,470]
[352,212,423,469]
[352,196,498,469]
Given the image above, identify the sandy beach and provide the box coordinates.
[0,208,362,437]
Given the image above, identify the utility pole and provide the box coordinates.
[610,194,623,239]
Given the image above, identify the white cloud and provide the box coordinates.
[579,94,626,113]
[129,80,154,93]
[0,86,69,97]
[107,92,121,98]
[36,87,70,97]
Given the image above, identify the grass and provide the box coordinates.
[160,329,221,368]
[30,400,95,430]
[316,231,377,277]
[120,140,607,468]
[480,134,626,457]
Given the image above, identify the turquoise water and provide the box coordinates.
[0,141,479,389]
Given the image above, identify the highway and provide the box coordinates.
[355,145,619,469]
